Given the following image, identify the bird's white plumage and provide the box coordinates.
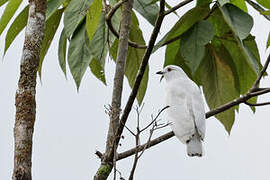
[158,65,205,157]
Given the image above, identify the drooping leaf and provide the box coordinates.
[180,20,214,74]
[0,0,8,7]
[46,0,65,20]
[38,9,63,77]
[86,0,102,43]
[110,13,148,105]
[220,3,253,40]
[64,0,94,38]
[230,0,248,12]
[133,0,159,26]
[154,4,210,52]
[0,0,22,36]
[89,58,106,85]
[217,5,260,78]
[199,44,239,133]
[58,28,67,77]
[4,5,28,54]
[256,0,270,9]
[267,32,270,49]
[68,22,92,89]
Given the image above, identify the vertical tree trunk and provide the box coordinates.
[94,0,134,179]
[12,1,46,180]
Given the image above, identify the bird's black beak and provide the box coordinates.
[156,71,164,82]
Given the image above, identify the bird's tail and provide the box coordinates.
[186,131,203,157]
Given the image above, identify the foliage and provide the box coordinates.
[0,0,269,133]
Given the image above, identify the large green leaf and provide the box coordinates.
[68,22,92,89]
[110,13,148,105]
[180,20,214,75]
[88,13,109,85]
[133,0,159,26]
[0,0,22,36]
[199,44,239,133]
[256,0,270,9]
[64,0,93,38]
[215,5,260,82]
[0,0,8,7]
[4,5,28,54]
[220,3,253,40]
[38,9,63,77]
[230,0,247,12]
[58,28,67,77]
[86,0,102,43]
[89,58,106,85]
[46,0,65,20]
[154,4,210,52]
[164,39,193,81]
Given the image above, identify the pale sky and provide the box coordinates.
[1,1,270,180]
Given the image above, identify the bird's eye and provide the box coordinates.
[168,67,172,72]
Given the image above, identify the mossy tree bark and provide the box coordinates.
[12,0,46,180]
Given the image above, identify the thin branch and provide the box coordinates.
[251,52,270,89]
[140,106,169,132]
[117,131,174,161]
[115,0,166,150]
[164,0,194,16]
[105,0,147,49]
[244,101,270,106]
[245,0,270,21]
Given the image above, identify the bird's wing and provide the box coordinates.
[189,87,206,140]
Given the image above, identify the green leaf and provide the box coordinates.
[0,0,8,7]
[256,0,270,9]
[86,0,102,43]
[154,4,210,52]
[64,0,94,38]
[230,0,248,12]
[180,20,214,75]
[217,0,229,6]
[217,5,260,77]
[199,44,239,133]
[4,5,28,54]
[220,3,253,40]
[164,39,193,81]
[0,0,22,36]
[110,13,148,105]
[133,0,159,26]
[38,9,63,77]
[68,22,92,89]
[89,58,106,85]
[46,0,65,20]
[267,32,270,49]
[58,28,67,77]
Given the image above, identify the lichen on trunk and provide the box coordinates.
[12,0,46,180]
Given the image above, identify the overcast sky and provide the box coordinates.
[1,1,270,180]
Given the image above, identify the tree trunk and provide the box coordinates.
[12,0,46,180]
[94,0,134,179]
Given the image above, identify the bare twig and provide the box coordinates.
[244,101,270,106]
[164,0,194,16]
[251,52,270,89]
[245,0,270,21]
[140,106,169,132]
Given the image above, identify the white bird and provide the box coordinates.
[156,65,205,157]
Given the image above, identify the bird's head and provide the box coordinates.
[156,65,186,82]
